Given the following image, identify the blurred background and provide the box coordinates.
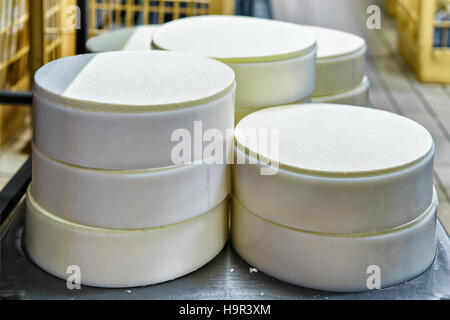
[0,0,449,229]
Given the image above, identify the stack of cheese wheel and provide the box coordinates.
[27,51,235,287]
[86,25,158,52]
[152,15,317,125]
[309,26,369,106]
[232,104,437,292]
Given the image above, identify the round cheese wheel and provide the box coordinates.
[314,26,366,60]
[309,26,366,96]
[231,192,437,292]
[26,189,228,288]
[153,15,316,63]
[152,16,317,108]
[31,143,230,229]
[312,76,369,106]
[234,104,434,233]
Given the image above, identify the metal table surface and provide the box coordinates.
[0,199,449,300]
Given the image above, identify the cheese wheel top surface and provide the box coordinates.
[235,104,433,176]
[309,26,366,60]
[152,15,317,63]
[34,51,235,112]
[86,25,157,52]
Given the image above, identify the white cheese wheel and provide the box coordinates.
[309,26,366,97]
[234,104,434,233]
[31,143,230,229]
[33,51,235,169]
[312,76,369,106]
[152,16,316,63]
[231,192,437,292]
[86,25,157,52]
[152,16,317,108]
[26,189,228,288]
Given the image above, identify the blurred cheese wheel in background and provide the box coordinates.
[312,76,369,106]
[33,51,235,169]
[309,26,367,97]
[86,25,158,52]
[152,15,317,109]
[234,104,434,233]
[26,188,228,288]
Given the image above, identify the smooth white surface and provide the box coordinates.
[34,51,235,111]
[152,15,317,63]
[308,26,366,96]
[32,144,230,229]
[235,104,434,175]
[86,25,157,52]
[234,145,434,233]
[231,194,437,292]
[228,49,316,108]
[312,76,369,106]
[33,79,235,169]
[26,191,228,288]
[153,16,317,109]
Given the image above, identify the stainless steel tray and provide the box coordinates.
[1,199,449,300]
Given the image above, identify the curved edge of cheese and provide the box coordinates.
[229,48,316,109]
[312,76,369,106]
[31,143,231,229]
[25,189,228,288]
[86,25,158,52]
[152,15,317,63]
[231,192,437,292]
[33,51,235,113]
[235,104,434,177]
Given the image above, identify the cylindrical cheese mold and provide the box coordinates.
[33,51,235,169]
[312,76,369,106]
[32,143,230,229]
[310,26,366,97]
[25,189,228,288]
[152,16,317,108]
[234,104,434,233]
[86,25,158,52]
[231,191,437,292]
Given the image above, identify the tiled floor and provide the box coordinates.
[272,0,450,232]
